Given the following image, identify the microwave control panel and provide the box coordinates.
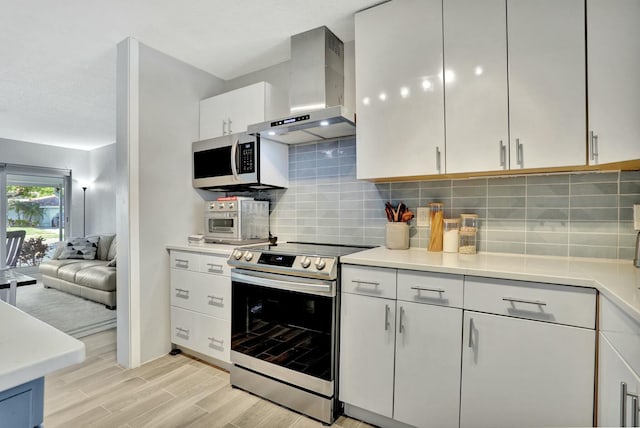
[238,142,255,174]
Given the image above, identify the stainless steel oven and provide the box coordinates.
[228,242,369,424]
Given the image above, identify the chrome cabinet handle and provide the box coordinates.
[175,327,189,336]
[174,259,189,268]
[231,138,239,180]
[222,119,227,135]
[208,337,224,344]
[384,304,390,331]
[228,117,232,134]
[502,297,547,306]
[468,317,474,348]
[621,382,640,427]
[592,132,599,160]
[499,140,506,168]
[516,138,523,167]
[411,286,445,294]
[352,280,380,287]
[398,306,405,334]
[436,146,442,173]
[207,295,224,304]
[175,288,189,297]
[206,263,224,273]
[632,396,638,427]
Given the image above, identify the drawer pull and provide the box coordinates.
[633,396,639,427]
[621,382,640,427]
[502,297,547,307]
[398,306,405,334]
[384,304,390,331]
[208,337,224,345]
[352,280,380,287]
[207,295,224,304]
[411,286,445,294]
[468,317,474,348]
[175,288,189,297]
[175,259,189,267]
[206,263,224,273]
[175,327,189,337]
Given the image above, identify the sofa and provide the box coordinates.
[39,234,117,309]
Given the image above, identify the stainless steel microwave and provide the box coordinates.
[192,132,288,191]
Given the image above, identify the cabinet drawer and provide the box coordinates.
[200,253,230,276]
[464,276,596,329]
[342,265,397,299]
[397,270,463,308]
[170,251,200,271]
[170,306,231,363]
[600,295,640,376]
[170,269,231,319]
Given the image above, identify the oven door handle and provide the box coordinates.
[231,271,336,297]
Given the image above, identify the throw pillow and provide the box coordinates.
[96,234,115,261]
[107,236,117,261]
[51,241,65,259]
[107,255,117,267]
[58,236,100,260]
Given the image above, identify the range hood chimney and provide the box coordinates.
[248,26,355,144]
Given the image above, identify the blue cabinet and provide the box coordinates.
[0,377,44,428]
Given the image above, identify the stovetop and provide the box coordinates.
[228,241,374,280]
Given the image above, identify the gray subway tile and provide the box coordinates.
[569,233,618,247]
[452,197,487,209]
[296,159,316,170]
[570,182,618,196]
[569,245,617,259]
[527,208,569,221]
[621,208,637,221]
[317,209,340,219]
[526,243,569,257]
[526,184,569,196]
[340,181,364,193]
[570,172,618,183]
[420,180,452,189]
[621,171,640,181]
[420,188,452,200]
[569,221,619,234]
[391,181,420,191]
[486,230,526,242]
[619,233,638,247]
[620,195,640,209]
[317,192,339,203]
[570,207,618,221]
[618,247,636,260]
[453,178,487,187]
[488,176,526,186]
[488,208,525,220]
[339,227,364,238]
[487,196,526,208]
[296,201,316,211]
[364,199,384,210]
[453,186,488,198]
[486,220,526,231]
[339,218,365,228]
[527,174,570,185]
[488,185,526,197]
[526,231,569,245]
[340,200,364,211]
[619,222,636,234]
[392,189,420,200]
[570,195,618,208]
[486,241,526,254]
[339,191,364,202]
[620,181,640,195]
[527,196,569,209]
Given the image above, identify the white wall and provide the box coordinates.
[116,38,225,366]
[87,143,116,234]
[0,137,90,237]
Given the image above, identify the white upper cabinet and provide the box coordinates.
[199,82,288,140]
[587,0,640,164]
[507,0,586,169]
[443,0,510,174]
[355,0,445,180]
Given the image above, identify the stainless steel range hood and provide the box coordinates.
[248,26,355,144]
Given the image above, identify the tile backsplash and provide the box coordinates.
[255,137,640,260]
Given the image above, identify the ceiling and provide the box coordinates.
[1,0,380,151]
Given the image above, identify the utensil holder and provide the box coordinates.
[385,222,409,250]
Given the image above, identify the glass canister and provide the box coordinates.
[428,202,444,252]
[443,218,460,253]
[459,214,478,254]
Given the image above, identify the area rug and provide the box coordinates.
[16,282,116,338]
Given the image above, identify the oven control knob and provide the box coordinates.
[232,250,243,260]
[314,257,326,270]
[301,256,311,268]
[243,251,254,261]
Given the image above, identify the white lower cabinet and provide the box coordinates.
[460,311,595,428]
[169,249,231,364]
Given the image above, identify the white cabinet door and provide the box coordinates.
[339,292,395,418]
[200,91,231,140]
[587,0,640,164]
[355,0,445,180]
[507,0,586,169]
[443,0,509,174]
[460,311,595,428]
[598,334,640,427]
[394,301,462,428]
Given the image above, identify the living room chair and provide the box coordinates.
[6,230,26,268]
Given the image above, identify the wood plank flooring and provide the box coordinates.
[44,329,372,428]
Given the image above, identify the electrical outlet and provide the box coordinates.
[634,204,640,231]
[416,207,430,227]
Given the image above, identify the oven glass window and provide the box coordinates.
[232,282,334,381]
[208,218,234,229]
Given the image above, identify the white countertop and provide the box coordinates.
[0,301,85,391]
[341,247,640,322]
[166,242,242,256]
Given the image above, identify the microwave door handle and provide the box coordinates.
[230,138,239,181]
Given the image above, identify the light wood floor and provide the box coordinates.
[44,329,373,428]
